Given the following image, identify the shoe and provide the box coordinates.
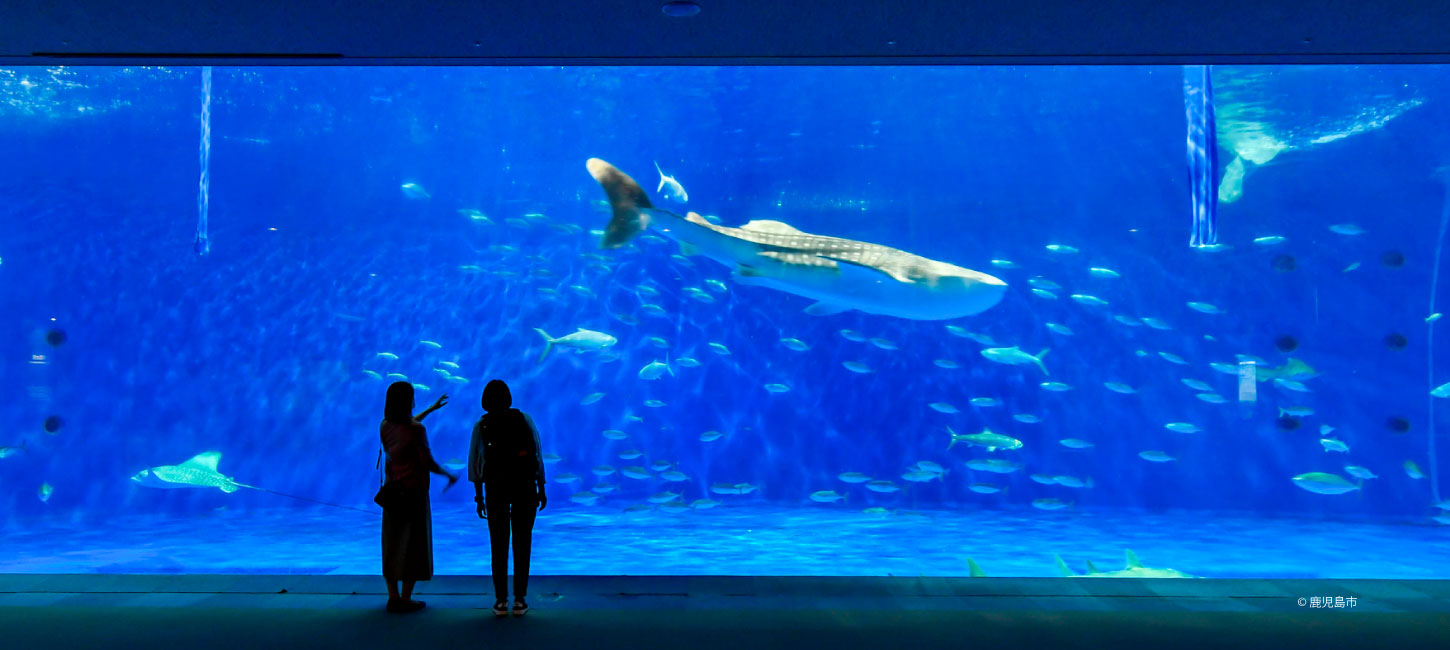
[512,599,528,617]
[493,600,509,617]
[406,600,426,612]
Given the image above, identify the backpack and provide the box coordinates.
[483,409,535,468]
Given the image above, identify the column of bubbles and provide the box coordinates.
[194,66,212,256]
[1183,65,1218,248]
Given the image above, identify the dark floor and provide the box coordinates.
[2,574,1448,649]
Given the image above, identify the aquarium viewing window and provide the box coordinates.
[2,62,1448,578]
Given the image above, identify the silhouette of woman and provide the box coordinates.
[379,381,457,613]
[468,379,547,617]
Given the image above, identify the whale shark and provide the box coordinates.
[965,549,1197,578]
[1055,549,1197,578]
[586,159,1007,321]
[130,451,250,493]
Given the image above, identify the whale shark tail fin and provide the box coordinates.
[588,158,655,249]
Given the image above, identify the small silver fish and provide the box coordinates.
[780,338,810,351]
[654,161,688,202]
[1070,294,1108,307]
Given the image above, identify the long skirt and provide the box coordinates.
[381,490,433,581]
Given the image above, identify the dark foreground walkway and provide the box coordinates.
[2,574,1447,649]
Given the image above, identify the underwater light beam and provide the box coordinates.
[194,66,212,256]
[1184,65,1218,248]
[1427,167,1450,504]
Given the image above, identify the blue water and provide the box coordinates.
[1,65,1449,578]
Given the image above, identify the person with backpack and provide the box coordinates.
[467,379,547,617]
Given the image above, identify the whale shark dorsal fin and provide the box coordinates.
[804,301,850,316]
[180,451,222,471]
[967,558,988,577]
[1125,549,1143,569]
[1054,554,1075,577]
[741,219,804,235]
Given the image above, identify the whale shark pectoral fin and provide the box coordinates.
[685,211,710,226]
[733,265,768,286]
[180,451,222,471]
[804,301,851,316]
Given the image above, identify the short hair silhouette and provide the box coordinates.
[384,381,415,424]
[482,379,512,413]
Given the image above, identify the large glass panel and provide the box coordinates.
[1,65,1445,577]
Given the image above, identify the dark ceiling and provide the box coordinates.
[2,0,1449,66]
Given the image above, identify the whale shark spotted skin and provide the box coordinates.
[587,158,1007,321]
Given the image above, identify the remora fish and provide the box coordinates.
[587,159,1007,320]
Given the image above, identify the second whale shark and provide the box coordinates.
[586,158,1007,320]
